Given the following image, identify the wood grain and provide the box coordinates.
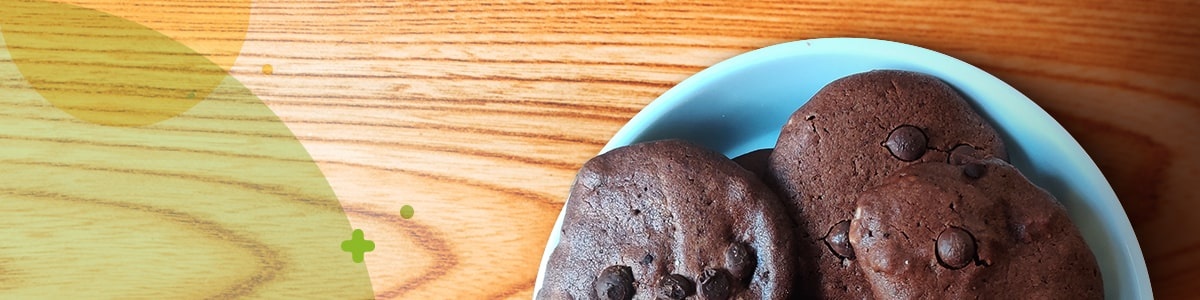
[4,0,1200,299]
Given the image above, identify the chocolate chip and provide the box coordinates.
[937,227,977,269]
[698,269,731,300]
[963,163,986,179]
[885,125,928,161]
[948,144,978,165]
[724,242,756,283]
[824,220,855,259]
[594,265,635,300]
[658,274,694,300]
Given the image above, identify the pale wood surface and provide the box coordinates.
[7,0,1200,299]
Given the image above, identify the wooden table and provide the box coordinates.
[3,0,1198,298]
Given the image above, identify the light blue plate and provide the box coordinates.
[536,38,1151,299]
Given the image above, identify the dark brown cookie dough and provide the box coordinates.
[768,70,1008,299]
[539,140,798,300]
[848,159,1102,299]
[733,148,773,183]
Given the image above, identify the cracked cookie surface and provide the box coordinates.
[539,140,798,300]
[768,70,1008,299]
[849,160,1102,299]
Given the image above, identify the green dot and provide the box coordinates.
[400,205,414,219]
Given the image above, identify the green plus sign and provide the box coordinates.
[341,229,375,263]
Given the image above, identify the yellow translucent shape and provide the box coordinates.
[0,2,375,298]
[0,0,234,126]
[55,0,251,73]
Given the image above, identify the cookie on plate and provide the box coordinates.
[538,140,798,300]
[733,148,774,183]
[768,70,1008,299]
[849,159,1102,299]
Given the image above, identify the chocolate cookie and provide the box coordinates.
[733,148,773,183]
[849,159,1102,299]
[539,140,798,300]
[768,70,1008,299]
